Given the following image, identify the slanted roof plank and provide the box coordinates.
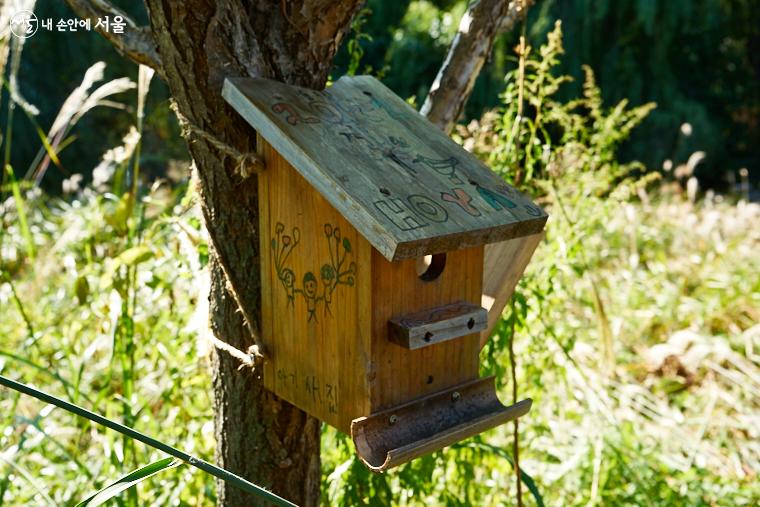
[222,75,547,261]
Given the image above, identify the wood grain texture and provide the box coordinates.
[388,301,487,350]
[223,76,547,261]
[480,232,544,348]
[370,246,484,412]
[259,140,371,433]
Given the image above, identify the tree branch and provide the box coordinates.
[420,0,534,134]
[499,0,535,32]
[64,0,164,78]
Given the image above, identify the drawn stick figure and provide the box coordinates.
[302,271,319,322]
[280,268,296,306]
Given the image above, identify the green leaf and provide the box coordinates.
[99,246,153,290]
[116,245,153,267]
[74,275,90,305]
[36,126,61,167]
[105,192,132,233]
[75,457,182,507]
[342,237,351,253]
[198,241,209,268]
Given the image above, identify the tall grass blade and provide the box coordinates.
[75,457,181,507]
[0,375,297,507]
[3,164,34,260]
[26,62,135,183]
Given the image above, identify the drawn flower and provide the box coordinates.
[341,262,357,286]
[324,224,332,237]
[321,264,335,284]
[282,235,291,246]
[275,223,284,234]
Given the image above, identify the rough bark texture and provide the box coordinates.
[138,2,361,505]
[420,0,534,133]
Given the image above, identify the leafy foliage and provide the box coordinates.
[1,6,758,507]
[332,0,760,187]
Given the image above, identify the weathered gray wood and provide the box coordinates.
[223,76,547,261]
[388,301,487,350]
[351,376,531,472]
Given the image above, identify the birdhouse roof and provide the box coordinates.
[223,75,547,261]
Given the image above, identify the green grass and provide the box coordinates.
[1,23,758,507]
[2,171,745,506]
[2,136,759,507]
[1,182,214,506]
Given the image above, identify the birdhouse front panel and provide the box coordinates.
[369,247,483,412]
[258,137,372,433]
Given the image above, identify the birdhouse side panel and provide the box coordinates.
[369,246,483,412]
[259,139,372,432]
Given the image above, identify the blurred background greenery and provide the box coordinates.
[9,0,760,193]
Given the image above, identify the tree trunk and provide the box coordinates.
[140,2,361,505]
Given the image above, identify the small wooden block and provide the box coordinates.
[388,301,487,350]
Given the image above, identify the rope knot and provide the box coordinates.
[170,100,264,179]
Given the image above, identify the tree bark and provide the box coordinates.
[421,0,534,134]
[137,2,361,505]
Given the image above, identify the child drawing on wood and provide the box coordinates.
[272,222,356,321]
[322,224,357,317]
[302,271,320,321]
[272,222,300,306]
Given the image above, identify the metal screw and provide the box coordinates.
[451,391,461,402]
[389,415,398,425]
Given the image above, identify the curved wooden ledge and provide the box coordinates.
[351,377,532,472]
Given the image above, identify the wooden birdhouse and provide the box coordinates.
[222,76,547,472]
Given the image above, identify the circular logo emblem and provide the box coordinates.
[10,10,38,39]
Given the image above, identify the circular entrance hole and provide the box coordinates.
[415,253,446,281]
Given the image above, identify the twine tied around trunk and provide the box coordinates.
[170,100,264,179]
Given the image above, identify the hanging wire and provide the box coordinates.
[0,374,297,507]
